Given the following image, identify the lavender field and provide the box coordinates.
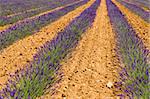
[0,0,149,98]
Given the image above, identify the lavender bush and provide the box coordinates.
[107,0,149,98]
[0,0,88,51]
[0,0,80,26]
[116,0,150,23]
[0,0,100,98]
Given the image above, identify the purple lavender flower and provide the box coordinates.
[10,90,16,97]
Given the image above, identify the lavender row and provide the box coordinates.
[0,0,89,51]
[129,0,150,9]
[124,0,150,10]
[0,0,78,16]
[0,0,52,16]
[0,0,80,26]
[107,0,149,98]
[116,0,150,23]
[0,0,100,98]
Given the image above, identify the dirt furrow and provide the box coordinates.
[113,0,150,49]
[40,0,121,98]
[0,25,10,32]
[23,0,82,21]
[6,6,49,18]
[0,0,95,90]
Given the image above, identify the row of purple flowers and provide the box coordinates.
[0,0,100,98]
[107,0,149,98]
[0,0,88,51]
[116,0,150,23]
[0,0,79,26]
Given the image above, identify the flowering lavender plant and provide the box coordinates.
[128,0,150,9]
[0,0,80,26]
[0,0,88,51]
[0,0,81,16]
[116,0,150,23]
[107,0,149,98]
[0,0,100,98]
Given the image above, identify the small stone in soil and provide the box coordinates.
[106,81,113,88]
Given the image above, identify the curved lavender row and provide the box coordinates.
[0,0,80,26]
[116,0,150,23]
[0,0,100,98]
[0,0,88,51]
[106,0,149,98]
